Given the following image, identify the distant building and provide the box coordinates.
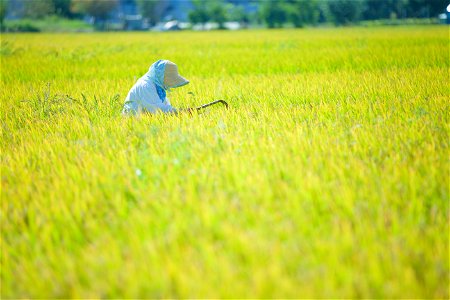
[162,0,195,22]
[5,0,258,29]
[109,0,257,29]
[163,0,257,22]
[112,0,257,23]
[109,0,144,30]
[117,0,139,15]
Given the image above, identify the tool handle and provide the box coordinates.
[196,100,229,111]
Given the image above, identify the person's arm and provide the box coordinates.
[137,83,177,114]
[151,101,178,114]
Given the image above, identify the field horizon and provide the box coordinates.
[1,26,449,298]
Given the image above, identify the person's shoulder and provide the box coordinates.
[135,80,159,103]
[138,80,157,94]
[136,77,155,88]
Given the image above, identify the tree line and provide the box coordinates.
[0,0,446,30]
[190,0,446,28]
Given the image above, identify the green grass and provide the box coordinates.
[3,16,94,32]
[1,26,449,298]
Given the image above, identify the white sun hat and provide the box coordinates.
[163,61,189,89]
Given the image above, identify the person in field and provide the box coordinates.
[122,59,190,115]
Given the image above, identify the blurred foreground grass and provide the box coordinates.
[1,26,449,298]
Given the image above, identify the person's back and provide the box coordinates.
[123,59,189,115]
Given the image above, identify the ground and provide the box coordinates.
[1,26,449,298]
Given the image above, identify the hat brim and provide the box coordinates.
[168,75,189,89]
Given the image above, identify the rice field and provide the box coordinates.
[1,26,449,298]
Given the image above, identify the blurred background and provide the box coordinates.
[0,0,448,32]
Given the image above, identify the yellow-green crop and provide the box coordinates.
[1,26,449,298]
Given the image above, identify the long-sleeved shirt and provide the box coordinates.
[122,77,176,115]
[122,60,177,115]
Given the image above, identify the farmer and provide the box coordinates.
[122,59,190,115]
